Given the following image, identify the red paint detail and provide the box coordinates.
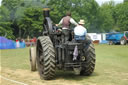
[124,36,127,40]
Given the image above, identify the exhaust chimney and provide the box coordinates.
[43,8,50,17]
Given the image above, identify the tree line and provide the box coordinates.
[0,0,128,39]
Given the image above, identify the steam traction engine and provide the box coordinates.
[30,8,96,80]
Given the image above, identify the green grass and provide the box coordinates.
[1,47,30,70]
[1,45,128,85]
[92,45,128,85]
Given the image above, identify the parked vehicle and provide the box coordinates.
[106,31,128,45]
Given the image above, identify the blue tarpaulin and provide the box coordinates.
[0,37,16,49]
[19,41,26,48]
[0,37,26,49]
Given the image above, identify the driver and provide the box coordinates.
[56,11,78,42]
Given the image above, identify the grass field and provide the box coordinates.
[1,44,128,85]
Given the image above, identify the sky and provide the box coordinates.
[0,0,124,6]
[0,0,2,6]
[95,0,123,5]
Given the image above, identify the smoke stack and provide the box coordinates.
[43,8,50,17]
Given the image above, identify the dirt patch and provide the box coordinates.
[1,78,19,85]
[1,68,82,85]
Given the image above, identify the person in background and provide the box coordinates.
[33,37,37,46]
[56,11,78,42]
[16,38,19,48]
[74,19,87,40]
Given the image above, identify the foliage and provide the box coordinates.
[0,22,14,39]
[0,0,128,39]
[124,0,128,2]
[48,0,99,32]
[98,1,115,32]
[114,2,128,31]
[1,0,44,39]
[17,7,43,38]
[0,6,14,39]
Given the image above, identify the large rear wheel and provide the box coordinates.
[36,36,56,80]
[80,35,96,76]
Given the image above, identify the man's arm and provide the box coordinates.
[56,18,63,26]
[70,18,78,26]
[58,18,63,25]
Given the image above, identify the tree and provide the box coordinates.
[2,0,23,21]
[79,0,99,32]
[97,1,115,32]
[17,7,43,38]
[48,0,99,32]
[124,0,128,2]
[0,6,14,39]
[114,2,128,31]
[1,0,127,40]
[1,0,45,38]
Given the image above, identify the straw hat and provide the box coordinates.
[78,19,85,25]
